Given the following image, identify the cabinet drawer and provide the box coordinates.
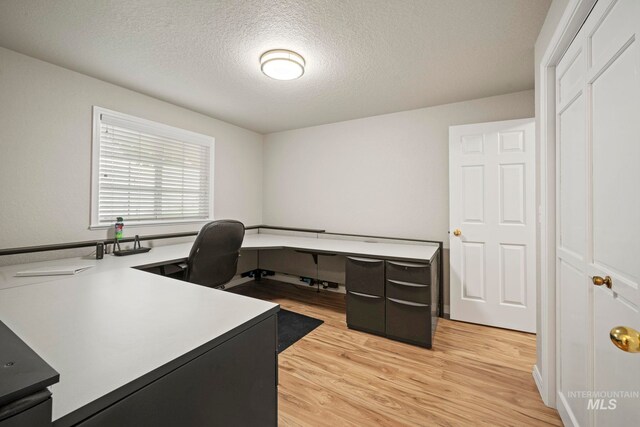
[385,297,432,347]
[346,257,385,296]
[346,291,385,335]
[386,279,430,304]
[385,260,430,285]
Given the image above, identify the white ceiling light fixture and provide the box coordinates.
[260,49,305,80]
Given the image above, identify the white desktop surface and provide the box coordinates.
[0,268,277,424]
[245,233,439,261]
[0,233,439,291]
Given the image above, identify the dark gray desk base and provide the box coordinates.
[0,399,52,427]
[75,315,278,427]
[0,319,58,427]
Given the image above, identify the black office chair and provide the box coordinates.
[183,220,245,289]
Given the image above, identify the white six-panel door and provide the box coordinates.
[449,119,536,333]
[556,0,640,425]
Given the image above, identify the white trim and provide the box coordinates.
[90,106,215,229]
[95,107,214,146]
[532,364,544,397]
[90,107,102,229]
[535,0,597,409]
[557,391,579,427]
[88,219,212,230]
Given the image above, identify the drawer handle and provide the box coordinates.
[388,297,429,307]
[350,291,382,299]
[388,261,428,268]
[348,257,383,263]
[388,279,428,288]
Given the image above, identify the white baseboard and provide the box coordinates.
[556,391,578,427]
[533,365,545,403]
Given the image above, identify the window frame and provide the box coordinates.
[90,106,215,229]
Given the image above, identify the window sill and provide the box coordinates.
[89,218,212,230]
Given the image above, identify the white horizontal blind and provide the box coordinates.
[95,112,212,225]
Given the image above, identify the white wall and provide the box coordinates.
[263,90,534,310]
[0,47,263,264]
[263,90,535,245]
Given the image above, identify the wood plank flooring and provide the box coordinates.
[230,279,561,427]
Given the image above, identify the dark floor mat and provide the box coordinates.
[278,309,324,353]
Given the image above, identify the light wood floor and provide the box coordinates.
[230,279,561,427]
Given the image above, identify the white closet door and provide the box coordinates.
[556,0,640,425]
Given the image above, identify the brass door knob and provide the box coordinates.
[610,326,640,353]
[592,275,613,289]
[453,229,462,237]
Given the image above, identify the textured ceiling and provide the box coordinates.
[0,0,550,133]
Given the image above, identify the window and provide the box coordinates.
[90,107,214,228]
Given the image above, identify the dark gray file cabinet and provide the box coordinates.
[346,253,439,348]
[345,257,386,335]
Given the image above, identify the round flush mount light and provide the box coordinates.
[260,49,305,80]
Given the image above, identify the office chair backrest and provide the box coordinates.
[186,220,245,288]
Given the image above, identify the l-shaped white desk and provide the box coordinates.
[0,232,440,291]
[0,230,440,426]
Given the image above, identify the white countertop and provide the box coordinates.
[0,242,194,290]
[0,233,439,291]
[245,233,439,261]
[0,268,278,424]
